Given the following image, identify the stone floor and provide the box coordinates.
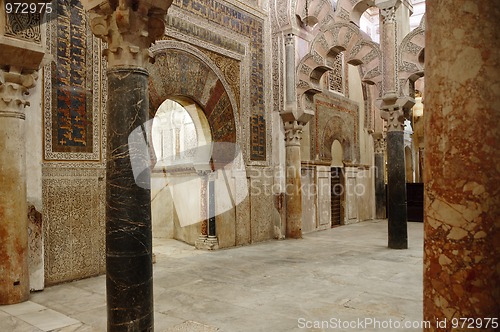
[0,219,424,331]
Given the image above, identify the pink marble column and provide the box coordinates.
[284,120,304,239]
[0,67,37,304]
[281,33,313,239]
[424,0,500,329]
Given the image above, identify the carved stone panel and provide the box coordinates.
[4,12,41,44]
[42,167,105,285]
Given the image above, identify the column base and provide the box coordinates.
[195,236,219,250]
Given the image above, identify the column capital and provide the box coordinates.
[284,120,304,147]
[379,6,398,24]
[0,66,38,119]
[375,0,402,11]
[82,0,173,68]
[284,33,295,46]
[381,107,405,132]
[373,136,386,154]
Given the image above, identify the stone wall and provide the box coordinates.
[41,1,107,285]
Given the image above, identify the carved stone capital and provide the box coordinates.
[380,6,398,24]
[0,66,38,120]
[284,33,295,47]
[84,0,172,68]
[376,0,402,24]
[374,136,386,154]
[284,121,304,147]
[381,107,405,132]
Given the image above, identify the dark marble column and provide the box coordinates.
[385,126,407,249]
[376,0,409,249]
[208,178,216,238]
[83,1,172,330]
[195,172,218,250]
[373,135,386,219]
[106,68,153,331]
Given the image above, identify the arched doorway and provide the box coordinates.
[331,140,344,227]
[148,41,243,249]
[151,98,213,245]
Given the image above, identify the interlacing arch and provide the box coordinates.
[398,15,425,97]
[295,0,377,27]
[295,0,335,29]
[296,22,382,106]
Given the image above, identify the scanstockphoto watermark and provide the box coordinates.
[249,165,379,198]
[250,176,369,198]
[297,317,432,330]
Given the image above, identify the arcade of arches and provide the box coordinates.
[0,0,498,330]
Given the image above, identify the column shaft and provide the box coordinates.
[106,68,153,331]
[386,130,407,249]
[200,174,208,238]
[377,0,408,248]
[0,105,29,304]
[208,178,216,237]
[284,120,303,239]
[424,0,500,328]
[374,153,386,219]
[0,67,36,304]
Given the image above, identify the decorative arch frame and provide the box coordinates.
[321,115,354,163]
[398,15,426,97]
[270,0,298,31]
[295,0,336,30]
[348,0,376,26]
[148,40,242,148]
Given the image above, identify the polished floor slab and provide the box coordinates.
[0,219,424,331]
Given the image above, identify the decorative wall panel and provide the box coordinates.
[250,115,266,160]
[312,93,360,163]
[43,0,103,161]
[42,167,105,285]
[4,11,41,44]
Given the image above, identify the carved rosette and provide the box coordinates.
[284,120,304,147]
[85,0,172,68]
[381,108,405,132]
[0,66,38,120]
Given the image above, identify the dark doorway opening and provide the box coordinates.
[331,167,343,227]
